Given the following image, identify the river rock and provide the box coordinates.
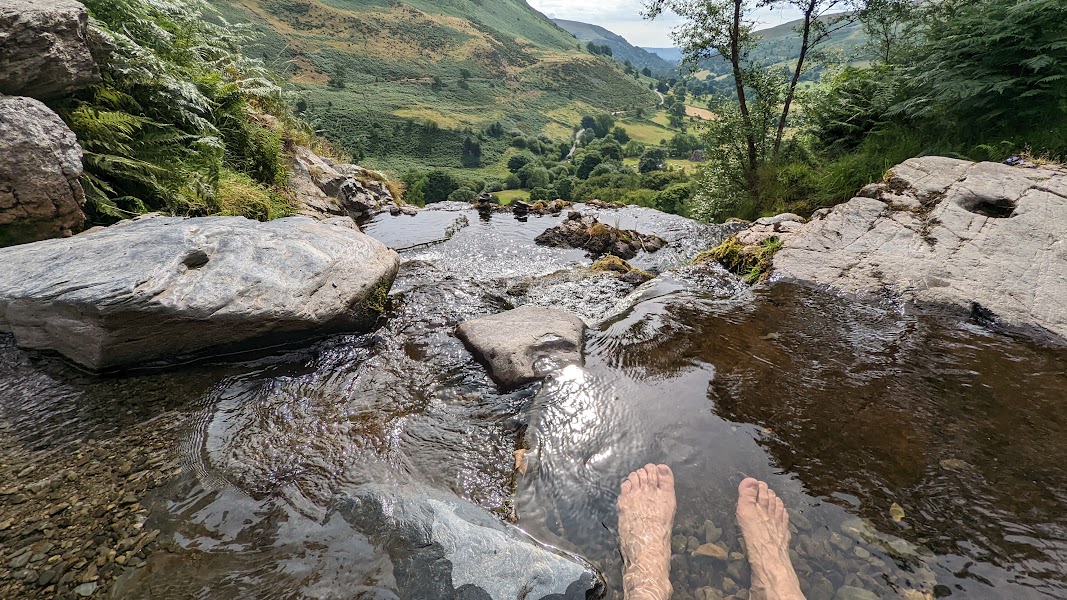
[0,216,399,369]
[456,305,586,388]
[775,157,1067,340]
[289,145,399,219]
[692,543,728,560]
[0,95,87,246]
[334,483,602,600]
[833,585,880,600]
[535,211,666,259]
[0,0,99,98]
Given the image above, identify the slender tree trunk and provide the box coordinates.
[729,0,758,174]
[773,0,816,156]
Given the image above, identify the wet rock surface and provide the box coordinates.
[775,157,1067,339]
[334,483,602,600]
[456,305,586,388]
[0,0,99,98]
[535,212,667,259]
[0,215,399,369]
[0,95,87,246]
[506,268,639,324]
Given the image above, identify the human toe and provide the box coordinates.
[738,477,759,505]
[657,464,674,491]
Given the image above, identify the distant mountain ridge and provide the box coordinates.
[642,47,684,64]
[644,15,870,79]
[552,18,676,76]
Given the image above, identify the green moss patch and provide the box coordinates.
[694,236,783,284]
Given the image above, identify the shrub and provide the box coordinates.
[638,148,667,173]
[508,153,534,172]
[576,151,603,179]
[448,187,477,202]
[215,168,294,221]
[529,187,553,202]
[653,183,692,215]
[423,170,461,203]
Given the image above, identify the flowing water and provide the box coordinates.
[1,205,1065,599]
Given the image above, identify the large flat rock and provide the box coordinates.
[0,216,399,369]
[0,0,99,98]
[456,305,586,388]
[774,157,1067,339]
[334,483,603,600]
[0,94,87,246]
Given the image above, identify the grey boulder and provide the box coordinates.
[0,216,399,369]
[334,483,603,600]
[0,0,99,98]
[774,157,1067,339]
[456,305,586,388]
[289,145,401,220]
[0,95,87,246]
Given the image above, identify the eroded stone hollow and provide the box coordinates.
[956,195,1017,218]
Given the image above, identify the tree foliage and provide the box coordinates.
[896,0,1067,139]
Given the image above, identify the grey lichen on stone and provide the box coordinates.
[0,0,100,98]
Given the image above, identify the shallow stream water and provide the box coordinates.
[1,206,1065,599]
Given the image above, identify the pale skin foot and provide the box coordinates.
[618,464,676,600]
[736,477,806,600]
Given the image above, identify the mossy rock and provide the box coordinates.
[590,255,653,284]
[694,235,783,284]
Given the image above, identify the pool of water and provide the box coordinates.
[1,207,1064,599]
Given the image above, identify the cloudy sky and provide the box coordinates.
[527,0,807,47]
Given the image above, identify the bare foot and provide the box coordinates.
[736,478,806,600]
[618,464,676,600]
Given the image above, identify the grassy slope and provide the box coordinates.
[208,0,658,176]
[552,18,676,76]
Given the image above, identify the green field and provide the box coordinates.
[492,189,530,205]
[617,115,675,146]
[623,157,704,173]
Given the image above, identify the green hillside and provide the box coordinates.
[749,15,869,74]
[206,0,659,175]
[552,18,676,77]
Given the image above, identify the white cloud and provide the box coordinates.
[528,0,681,46]
[528,1,811,48]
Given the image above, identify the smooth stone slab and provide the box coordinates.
[456,305,586,388]
[0,215,399,369]
[334,483,603,600]
[775,157,1067,340]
